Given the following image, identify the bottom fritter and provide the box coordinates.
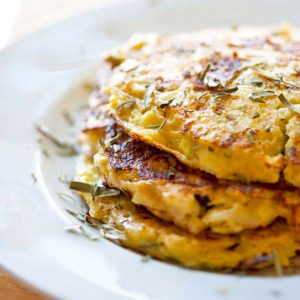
[75,156,300,272]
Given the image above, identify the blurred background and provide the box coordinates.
[0,0,110,49]
[0,1,108,298]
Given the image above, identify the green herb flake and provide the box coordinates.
[69,181,121,198]
[272,246,283,276]
[144,83,156,108]
[252,112,260,119]
[62,111,74,126]
[213,86,239,99]
[116,100,136,111]
[159,98,174,109]
[198,63,211,81]
[31,173,37,184]
[251,81,264,87]
[57,192,76,203]
[141,255,152,262]
[147,119,167,131]
[65,224,100,241]
[35,124,78,156]
[278,93,300,114]
[108,133,121,146]
[249,90,275,102]
[256,70,300,89]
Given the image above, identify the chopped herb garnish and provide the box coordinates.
[249,90,275,102]
[69,181,121,198]
[251,81,264,87]
[198,63,211,81]
[57,192,75,203]
[256,70,300,89]
[42,149,49,158]
[272,246,283,276]
[213,86,238,99]
[65,224,100,241]
[159,98,174,109]
[35,124,78,156]
[116,100,136,111]
[141,255,152,262]
[62,111,74,125]
[278,93,300,114]
[252,112,260,119]
[31,173,37,184]
[144,83,156,108]
[147,119,167,131]
[63,206,125,241]
[108,133,121,146]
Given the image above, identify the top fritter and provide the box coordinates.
[102,25,300,186]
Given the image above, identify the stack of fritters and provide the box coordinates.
[75,25,300,271]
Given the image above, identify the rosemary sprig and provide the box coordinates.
[69,181,121,198]
[62,111,74,126]
[213,86,238,99]
[64,207,125,241]
[144,83,156,108]
[65,224,100,241]
[35,124,78,156]
[249,91,275,103]
[278,93,300,114]
[256,70,300,89]
[272,246,283,276]
[116,100,136,111]
[108,133,121,146]
[31,173,37,184]
[146,119,167,131]
[57,192,75,203]
[198,63,211,81]
[159,98,174,109]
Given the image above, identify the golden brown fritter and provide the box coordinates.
[75,156,300,271]
[83,117,300,235]
[102,25,300,186]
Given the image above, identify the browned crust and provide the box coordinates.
[103,118,300,195]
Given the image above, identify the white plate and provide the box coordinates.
[1,0,300,299]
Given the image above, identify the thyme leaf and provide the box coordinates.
[64,207,125,241]
[35,124,78,156]
[249,91,275,102]
[31,173,37,184]
[256,70,300,89]
[69,181,121,198]
[108,133,121,146]
[278,93,300,114]
[198,63,211,81]
[159,98,174,109]
[272,246,283,276]
[116,100,136,111]
[65,224,100,241]
[62,111,74,125]
[213,86,238,99]
[144,83,156,108]
[146,119,167,131]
